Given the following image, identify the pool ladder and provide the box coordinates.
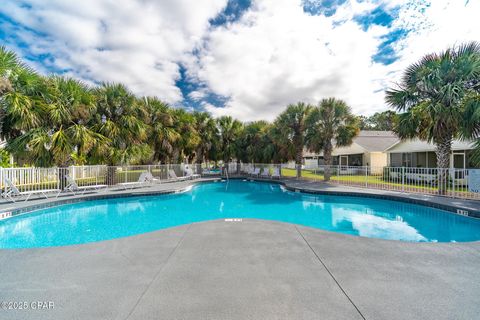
[224,164,229,180]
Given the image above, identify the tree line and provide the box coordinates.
[1,42,479,184]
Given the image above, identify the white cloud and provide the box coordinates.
[0,0,228,102]
[389,0,480,70]
[1,0,478,121]
[188,90,208,101]
[193,0,480,121]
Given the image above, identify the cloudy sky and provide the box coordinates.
[0,0,478,121]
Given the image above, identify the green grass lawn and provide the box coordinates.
[280,168,469,193]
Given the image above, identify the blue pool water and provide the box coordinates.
[1,180,480,248]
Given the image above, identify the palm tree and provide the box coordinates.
[0,46,44,141]
[47,77,106,166]
[272,102,312,177]
[5,76,104,166]
[217,116,243,171]
[4,76,106,187]
[237,121,271,163]
[461,61,480,164]
[171,108,200,163]
[463,93,480,164]
[386,42,480,193]
[193,111,218,170]
[0,46,20,97]
[261,125,285,163]
[305,98,359,181]
[142,97,180,163]
[93,83,151,183]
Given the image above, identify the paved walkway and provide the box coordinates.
[1,177,479,320]
[1,220,479,320]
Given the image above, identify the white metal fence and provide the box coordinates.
[224,163,480,201]
[0,164,209,200]
[1,163,479,202]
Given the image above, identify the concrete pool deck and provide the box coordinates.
[0,177,479,320]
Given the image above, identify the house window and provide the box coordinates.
[416,152,427,167]
[402,153,412,167]
[452,152,466,169]
[348,154,363,166]
[389,153,402,167]
[339,155,348,166]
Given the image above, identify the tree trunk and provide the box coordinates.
[58,166,70,190]
[223,145,229,164]
[323,141,333,182]
[106,165,117,186]
[435,136,452,195]
[172,148,180,164]
[195,148,203,175]
[295,145,303,178]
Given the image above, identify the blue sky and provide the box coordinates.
[0,0,478,120]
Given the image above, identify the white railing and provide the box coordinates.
[69,165,107,187]
[224,162,480,200]
[0,167,60,194]
[273,164,480,200]
[1,163,479,201]
[0,164,208,200]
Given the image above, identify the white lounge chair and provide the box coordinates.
[260,168,271,178]
[168,169,189,181]
[250,168,260,177]
[185,168,200,180]
[242,166,253,175]
[204,169,215,175]
[271,168,281,179]
[1,178,60,202]
[146,172,161,183]
[62,175,108,195]
[405,173,436,184]
[117,172,151,190]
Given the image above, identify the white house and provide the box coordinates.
[304,131,399,173]
[385,138,478,169]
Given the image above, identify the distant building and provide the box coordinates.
[385,138,478,169]
[304,131,399,173]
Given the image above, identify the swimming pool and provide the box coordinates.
[1,180,479,248]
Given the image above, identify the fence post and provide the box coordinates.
[401,167,405,192]
[365,166,368,188]
[57,167,60,190]
[451,168,455,198]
